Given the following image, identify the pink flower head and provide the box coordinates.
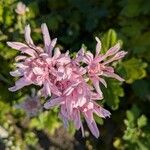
[44,78,111,138]
[76,37,127,97]
[44,61,111,138]
[7,23,70,97]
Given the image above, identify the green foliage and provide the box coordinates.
[29,110,61,135]
[103,79,124,110]
[114,105,150,150]
[118,58,147,84]
[101,29,123,53]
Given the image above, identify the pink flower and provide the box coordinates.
[44,61,110,138]
[15,2,29,15]
[77,37,127,97]
[7,24,67,97]
[44,79,110,138]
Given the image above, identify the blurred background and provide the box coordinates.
[0,0,150,149]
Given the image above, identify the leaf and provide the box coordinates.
[137,115,147,128]
[102,79,124,110]
[94,114,104,125]
[29,110,61,135]
[118,58,147,84]
[101,29,123,54]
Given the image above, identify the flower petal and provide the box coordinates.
[8,77,31,91]
[95,37,101,56]
[24,24,34,46]
[41,23,51,52]
[44,97,62,109]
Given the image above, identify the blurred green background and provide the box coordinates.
[0,0,150,149]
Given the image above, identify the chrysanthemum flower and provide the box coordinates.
[7,24,66,97]
[76,37,127,97]
[8,24,127,138]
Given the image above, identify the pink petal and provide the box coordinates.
[44,97,62,109]
[15,63,28,69]
[63,82,79,96]
[99,77,107,87]
[84,112,99,138]
[20,46,37,57]
[95,37,101,56]
[59,112,68,128]
[94,103,111,118]
[8,77,31,91]
[73,109,81,129]
[103,72,124,81]
[113,51,127,60]
[15,55,27,61]
[53,47,61,58]
[24,25,34,46]
[91,92,103,100]
[91,77,103,97]
[41,23,51,52]
[44,81,51,96]
[48,38,57,56]
[32,67,44,75]
[66,96,73,114]
[85,51,94,64]
[10,70,23,77]
[7,42,27,50]
[106,43,120,56]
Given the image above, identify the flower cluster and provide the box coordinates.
[7,24,127,138]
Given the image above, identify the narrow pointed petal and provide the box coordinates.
[48,38,57,56]
[41,23,51,52]
[84,112,99,138]
[44,97,62,109]
[15,55,27,61]
[66,96,73,114]
[106,43,120,56]
[7,42,27,50]
[103,72,124,81]
[94,104,111,118]
[54,47,61,58]
[99,77,107,87]
[8,77,31,91]
[74,109,81,129]
[24,25,34,46]
[91,77,103,97]
[95,37,101,56]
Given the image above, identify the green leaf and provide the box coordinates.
[103,79,124,110]
[25,132,38,146]
[101,29,123,54]
[29,110,61,135]
[137,115,147,128]
[94,115,104,125]
[119,58,147,84]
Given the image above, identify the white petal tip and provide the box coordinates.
[95,37,100,42]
